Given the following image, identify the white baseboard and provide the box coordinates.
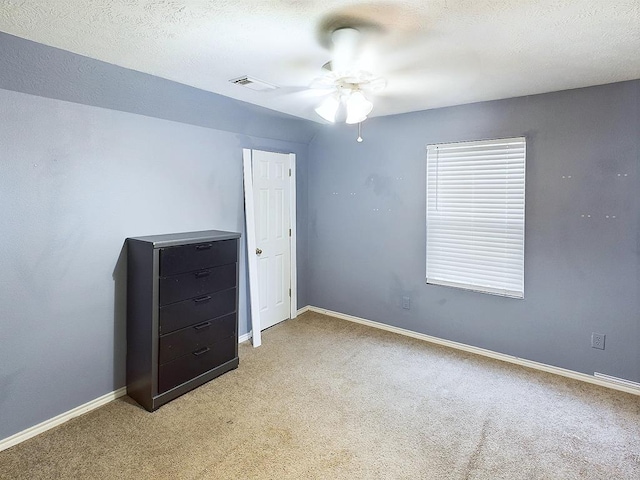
[0,387,127,453]
[594,372,640,390]
[301,306,640,397]
[239,331,252,343]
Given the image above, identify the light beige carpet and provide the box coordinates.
[1,311,639,479]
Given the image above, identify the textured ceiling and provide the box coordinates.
[1,1,639,122]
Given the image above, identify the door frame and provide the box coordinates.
[242,148,297,348]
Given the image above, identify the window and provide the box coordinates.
[426,137,526,298]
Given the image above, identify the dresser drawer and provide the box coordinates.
[159,313,236,365]
[159,263,236,306]
[160,239,237,276]
[158,337,237,393]
[159,287,236,334]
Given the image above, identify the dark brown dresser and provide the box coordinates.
[126,230,241,411]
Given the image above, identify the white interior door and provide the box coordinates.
[252,150,291,330]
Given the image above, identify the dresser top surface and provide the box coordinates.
[127,230,241,247]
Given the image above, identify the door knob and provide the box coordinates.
[256,248,263,255]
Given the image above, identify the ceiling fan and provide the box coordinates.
[310,27,387,127]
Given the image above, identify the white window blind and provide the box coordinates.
[426,137,526,298]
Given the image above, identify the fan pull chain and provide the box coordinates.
[357,122,363,143]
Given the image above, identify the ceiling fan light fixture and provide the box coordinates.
[311,25,384,126]
[315,95,340,123]
[345,91,373,124]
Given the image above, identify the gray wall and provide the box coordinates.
[0,34,315,440]
[307,80,640,383]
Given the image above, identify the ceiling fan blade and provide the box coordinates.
[310,75,338,89]
[275,86,334,101]
[267,86,335,116]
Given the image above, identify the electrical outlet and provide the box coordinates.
[402,296,411,310]
[591,333,606,350]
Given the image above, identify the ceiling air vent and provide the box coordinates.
[229,76,278,92]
